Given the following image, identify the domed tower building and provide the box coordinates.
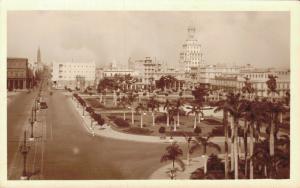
[179,26,204,73]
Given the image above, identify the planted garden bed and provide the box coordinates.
[123,127,153,135]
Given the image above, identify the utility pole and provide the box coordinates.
[19,131,30,180]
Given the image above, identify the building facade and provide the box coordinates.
[7,58,34,90]
[206,67,290,100]
[51,61,96,90]
[179,26,204,72]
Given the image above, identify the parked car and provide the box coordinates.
[40,102,48,109]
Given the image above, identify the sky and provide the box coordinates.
[7,11,290,69]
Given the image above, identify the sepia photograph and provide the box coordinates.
[2,1,299,187]
[6,10,291,181]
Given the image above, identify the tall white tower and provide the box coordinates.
[179,26,204,72]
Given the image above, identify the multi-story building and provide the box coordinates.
[198,64,244,85]
[237,68,290,98]
[51,61,95,90]
[7,58,34,90]
[129,57,162,87]
[143,57,162,85]
[206,67,290,100]
[179,26,204,72]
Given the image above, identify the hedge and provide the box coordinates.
[123,127,153,135]
[113,117,130,128]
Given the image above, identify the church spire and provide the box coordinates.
[37,46,41,64]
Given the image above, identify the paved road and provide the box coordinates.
[8,87,168,180]
[44,90,168,179]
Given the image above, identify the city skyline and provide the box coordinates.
[8,11,290,69]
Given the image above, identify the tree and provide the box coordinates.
[214,94,230,179]
[242,77,255,100]
[190,134,221,174]
[192,85,209,104]
[261,98,286,178]
[187,103,204,129]
[284,91,290,107]
[147,96,160,126]
[242,98,265,179]
[159,126,166,139]
[135,103,147,128]
[163,99,171,127]
[97,77,117,92]
[160,142,185,179]
[225,92,245,179]
[175,98,183,127]
[117,96,130,120]
[182,133,193,166]
[167,105,178,132]
[126,92,138,125]
[156,75,178,91]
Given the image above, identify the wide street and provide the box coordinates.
[8,86,167,180]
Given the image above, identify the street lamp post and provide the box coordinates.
[34,100,37,122]
[19,131,30,180]
[29,117,34,141]
[187,137,192,166]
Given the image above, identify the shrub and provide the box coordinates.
[155,114,167,123]
[158,126,166,134]
[123,127,153,135]
[113,117,130,128]
[96,114,105,126]
[207,154,224,172]
[85,98,105,108]
[211,126,244,137]
[165,131,196,137]
[202,118,222,125]
[194,126,202,134]
[190,168,205,179]
[85,106,94,114]
[211,126,227,137]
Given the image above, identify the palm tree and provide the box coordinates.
[168,105,178,132]
[147,96,160,126]
[225,92,245,179]
[182,133,193,166]
[160,142,185,179]
[266,75,278,156]
[163,99,171,127]
[240,78,256,178]
[117,96,129,120]
[261,98,286,178]
[190,134,221,175]
[214,95,230,179]
[242,77,255,100]
[127,92,138,125]
[242,98,266,179]
[135,103,147,128]
[175,97,183,127]
[187,103,203,129]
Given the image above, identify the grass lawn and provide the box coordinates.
[106,111,223,137]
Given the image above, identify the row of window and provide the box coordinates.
[58,70,94,73]
[58,64,94,68]
[214,81,290,90]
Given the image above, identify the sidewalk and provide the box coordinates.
[7,91,23,106]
